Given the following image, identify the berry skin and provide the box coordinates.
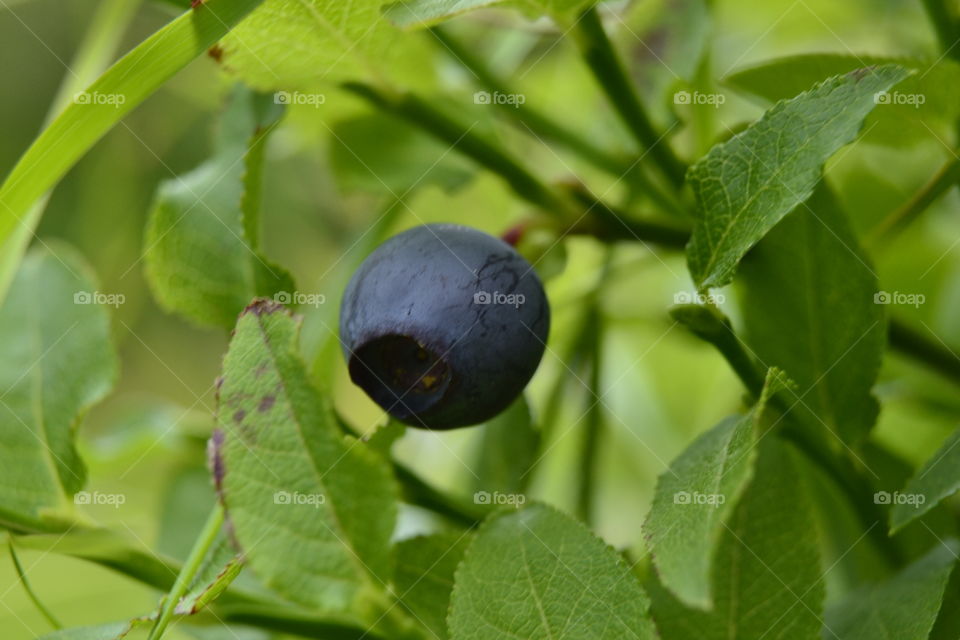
[339,223,550,430]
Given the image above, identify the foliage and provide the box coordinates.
[1,0,959,639]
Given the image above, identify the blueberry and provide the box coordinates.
[340,223,550,430]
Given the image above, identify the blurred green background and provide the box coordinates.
[1,0,959,637]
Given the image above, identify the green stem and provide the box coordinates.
[393,463,490,526]
[674,309,904,567]
[571,6,687,186]
[213,604,389,639]
[429,26,624,175]
[564,184,692,246]
[331,409,490,526]
[12,526,384,639]
[345,82,693,249]
[576,255,611,522]
[922,0,960,61]
[7,540,62,630]
[868,155,960,245]
[342,82,570,216]
[147,503,225,640]
[889,319,960,384]
[428,26,686,218]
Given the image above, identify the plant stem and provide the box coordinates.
[345,81,693,246]
[341,82,570,216]
[674,310,905,567]
[564,184,691,246]
[429,26,625,176]
[576,254,612,522]
[570,6,687,187]
[147,502,225,640]
[393,462,490,526]
[427,26,687,218]
[213,604,389,639]
[7,540,62,630]
[888,319,960,384]
[922,0,960,61]
[868,155,960,245]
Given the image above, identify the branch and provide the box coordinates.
[341,82,569,216]
[868,155,960,245]
[888,319,960,384]
[427,26,686,217]
[570,6,687,186]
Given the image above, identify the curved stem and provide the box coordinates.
[868,155,960,246]
[147,503,225,640]
[570,6,687,187]
[8,540,62,630]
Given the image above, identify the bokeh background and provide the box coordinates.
[1,0,958,636]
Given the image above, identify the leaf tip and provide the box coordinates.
[242,297,288,317]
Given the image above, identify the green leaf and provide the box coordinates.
[449,503,657,640]
[0,245,118,533]
[381,0,593,27]
[395,532,472,639]
[0,0,266,303]
[212,300,398,611]
[825,541,958,640]
[738,184,883,446]
[644,368,788,609]
[383,0,505,28]
[330,112,474,195]
[685,65,910,289]
[725,54,960,148]
[37,621,146,640]
[890,426,960,533]
[649,439,825,640]
[218,0,392,89]
[13,526,181,592]
[472,397,538,495]
[174,534,243,615]
[144,86,293,330]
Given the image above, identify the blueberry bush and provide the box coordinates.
[1,0,960,638]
